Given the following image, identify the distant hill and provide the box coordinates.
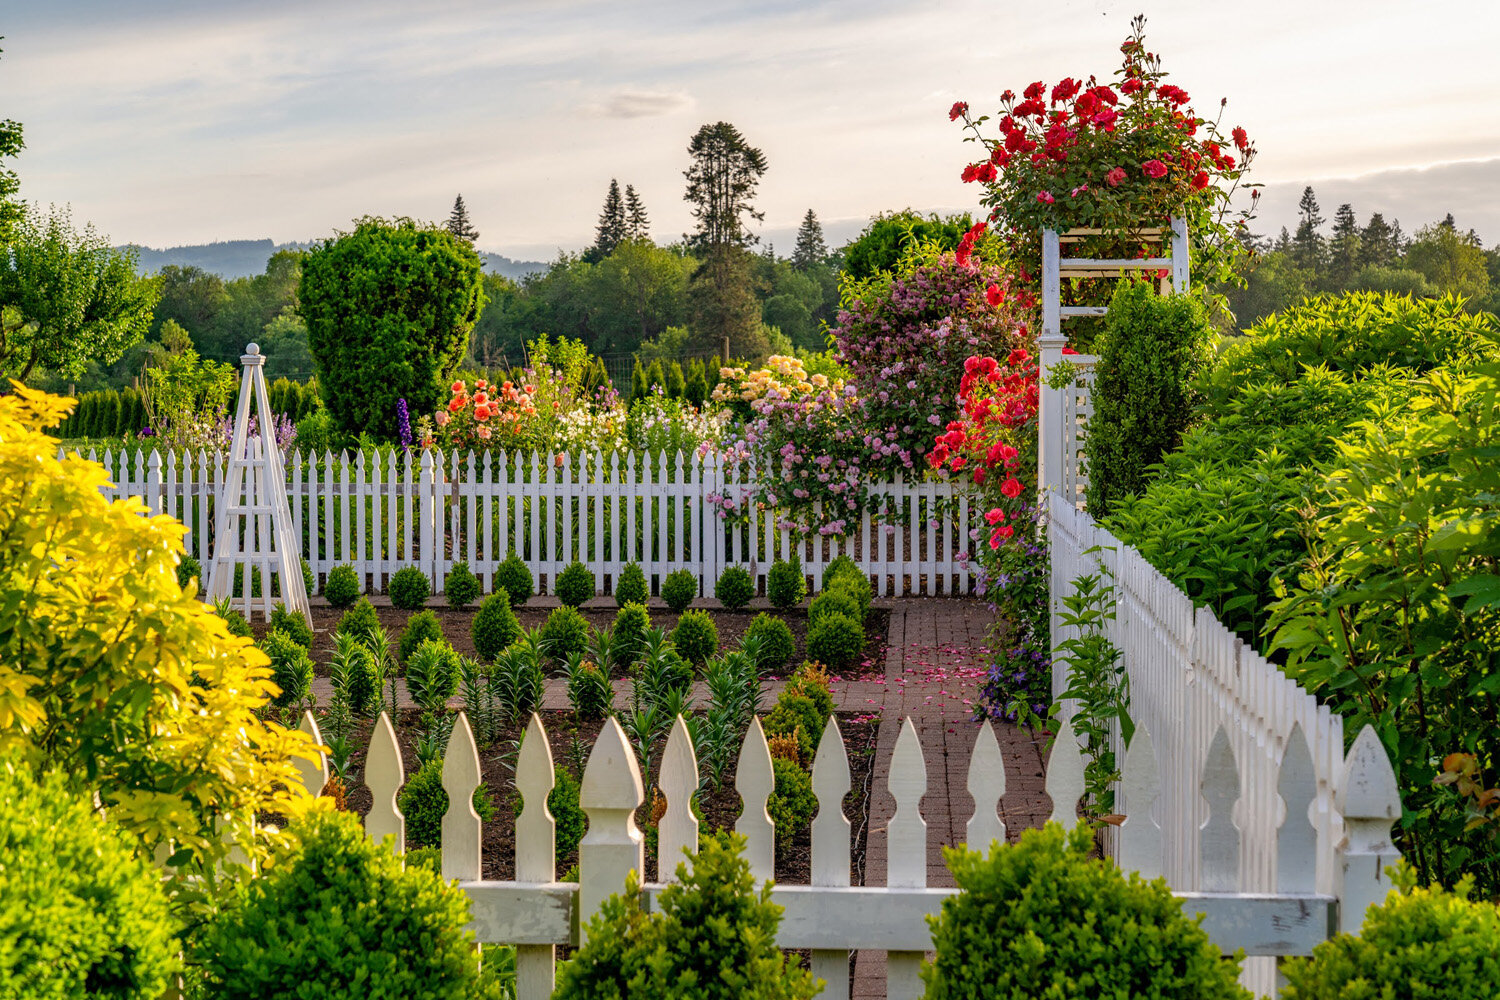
[122,238,547,281]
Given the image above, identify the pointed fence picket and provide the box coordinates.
[280,697,1397,1000]
[71,445,982,599]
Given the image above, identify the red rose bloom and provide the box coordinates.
[1105,166,1127,187]
[949,101,969,121]
[1142,159,1168,179]
[985,284,1005,307]
[1191,170,1209,190]
[1232,126,1249,150]
[1001,478,1022,499]
[1036,190,1055,204]
[1024,81,1046,100]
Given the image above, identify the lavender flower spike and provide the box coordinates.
[396,398,412,448]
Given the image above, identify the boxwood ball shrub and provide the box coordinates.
[444,561,480,608]
[540,606,591,663]
[0,766,179,1000]
[766,557,806,610]
[660,568,697,612]
[337,596,381,646]
[820,554,859,589]
[270,602,314,650]
[397,759,497,850]
[744,613,795,672]
[388,566,431,610]
[670,609,719,665]
[259,628,314,708]
[323,564,360,608]
[1281,874,1500,1000]
[920,823,1251,1000]
[805,611,864,672]
[808,588,862,627]
[714,565,755,610]
[555,560,595,608]
[763,691,824,762]
[768,757,817,859]
[495,551,534,605]
[519,765,587,865]
[554,832,817,1000]
[614,561,648,607]
[176,554,201,594]
[399,609,445,664]
[471,589,521,660]
[196,810,483,998]
[613,602,651,666]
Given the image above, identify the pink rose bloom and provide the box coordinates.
[477,426,491,439]
[435,411,451,427]
[1105,167,1127,187]
[1036,190,1055,204]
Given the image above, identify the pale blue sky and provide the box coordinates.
[6,0,1499,257]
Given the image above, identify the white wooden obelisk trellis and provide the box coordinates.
[205,343,310,622]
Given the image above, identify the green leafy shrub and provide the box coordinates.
[405,639,461,717]
[260,628,314,709]
[0,766,178,1000]
[1281,874,1500,1000]
[323,565,360,607]
[213,597,253,639]
[554,832,817,1000]
[809,588,861,626]
[805,611,863,672]
[270,602,313,650]
[471,589,521,660]
[330,631,378,716]
[614,562,648,607]
[337,596,381,645]
[300,557,316,600]
[444,561,480,608]
[660,568,697,612]
[540,606,591,663]
[823,562,872,616]
[399,609,445,664]
[768,757,816,859]
[613,602,651,666]
[495,551,534,605]
[196,810,482,997]
[389,566,431,610]
[397,759,497,850]
[820,554,859,589]
[555,560,595,607]
[1085,280,1214,518]
[920,823,1250,1000]
[715,566,755,609]
[670,609,719,665]
[766,557,806,610]
[402,846,441,875]
[176,554,201,594]
[566,654,613,721]
[785,661,835,722]
[1202,292,1498,410]
[744,613,795,671]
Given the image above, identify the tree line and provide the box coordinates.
[1226,185,1500,328]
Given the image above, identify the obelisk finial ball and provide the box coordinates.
[246,343,260,355]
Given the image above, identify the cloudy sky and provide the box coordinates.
[6,0,1499,259]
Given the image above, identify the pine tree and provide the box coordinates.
[447,195,479,243]
[665,361,686,400]
[587,180,628,263]
[1327,203,1361,289]
[624,184,650,241]
[1360,213,1397,268]
[683,122,768,251]
[645,359,666,396]
[791,209,827,271]
[1290,186,1325,272]
[630,359,647,402]
[1441,212,1457,230]
[1273,227,1293,254]
[684,358,708,407]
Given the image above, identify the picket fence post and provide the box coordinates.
[1337,725,1402,934]
[578,716,643,945]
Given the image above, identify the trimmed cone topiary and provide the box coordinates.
[614,561,648,607]
[472,589,521,660]
[495,551,534,605]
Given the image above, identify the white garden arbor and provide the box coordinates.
[204,343,309,622]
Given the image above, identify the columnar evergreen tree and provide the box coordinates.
[446,195,479,243]
[790,209,827,271]
[588,179,628,263]
[1291,186,1325,272]
[624,184,650,241]
[1360,212,1399,268]
[1327,203,1361,288]
[682,122,768,251]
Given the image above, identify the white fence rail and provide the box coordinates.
[70,446,980,600]
[288,697,1399,1000]
[1047,492,1402,996]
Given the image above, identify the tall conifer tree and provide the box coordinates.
[624,184,650,241]
[587,179,627,262]
[791,209,827,271]
[446,195,479,243]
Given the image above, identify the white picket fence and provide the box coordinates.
[73,446,980,600]
[288,692,1401,1000]
[1046,492,1404,996]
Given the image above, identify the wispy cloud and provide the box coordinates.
[587,89,695,119]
